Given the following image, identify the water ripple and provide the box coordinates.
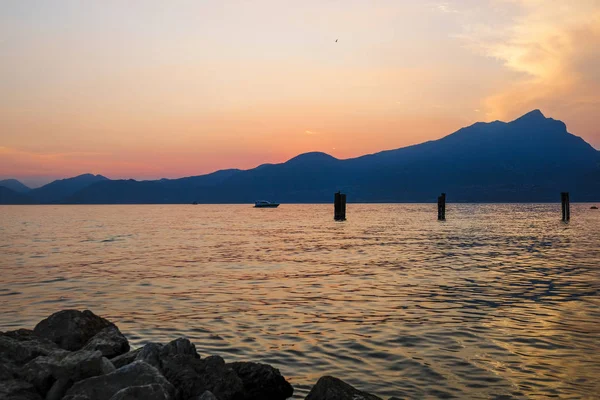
[1,204,599,399]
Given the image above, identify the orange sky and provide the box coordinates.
[1,1,599,187]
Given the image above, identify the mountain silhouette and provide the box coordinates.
[28,174,109,204]
[0,186,36,204]
[2,110,599,204]
[0,179,31,193]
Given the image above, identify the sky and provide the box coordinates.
[1,0,599,187]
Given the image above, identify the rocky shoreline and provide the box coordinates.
[1,310,390,400]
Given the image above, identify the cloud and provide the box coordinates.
[455,0,600,141]
[431,2,459,13]
[304,130,319,135]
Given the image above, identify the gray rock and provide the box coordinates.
[160,338,199,359]
[0,379,42,400]
[197,391,219,400]
[62,395,91,400]
[17,350,115,396]
[65,361,174,400]
[228,361,294,400]
[161,355,243,400]
[305,376,382,400]
[33,310,115,351]
[82,326,130,358]
[46,378,73,400]
[0,334,66,366]
[2,329,38,341]
[110,348,142,369]
[55,350,115,381]
[1,361,18,380]
[16,356,56,395]
[109,384,172,400]
[136,343,164,369]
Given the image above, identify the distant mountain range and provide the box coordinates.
[1,110,599,204]
[0,179,31,193]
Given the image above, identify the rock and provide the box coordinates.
[33,310,115,351]
[55,350,116,381]
[160,338,199,359]
[109,384,172,400]
[17,350,115,397]
[82,326,130,358]
[136,343,164,369]
[305,376,382,400]
[228,361,294,400]
[62,395,91,400]
[0,334,66,366]
[110,348,142,369]
[65,361,174,400]
[1,361,18,380]
[197,391,219,400]
[0,379,42,400]
[16,356,56,395]
[46,378,73,400]
[2,329,37,341]
[161,355,243,400]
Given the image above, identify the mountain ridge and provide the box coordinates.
[0,179,31,193]
[2,110,599,204]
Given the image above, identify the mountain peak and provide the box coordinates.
[0,178,31,193]
[285,152,338,164]
[512,109,546,123]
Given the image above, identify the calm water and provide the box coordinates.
[1,204,600,399]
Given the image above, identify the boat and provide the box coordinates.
[254,200,280,208]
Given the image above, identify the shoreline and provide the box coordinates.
[1,309,388,400]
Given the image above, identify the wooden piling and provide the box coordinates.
[437,192,446,221]
[561,192,570,222]
[334,191,346,221]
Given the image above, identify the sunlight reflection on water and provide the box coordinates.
[1,204,600,399]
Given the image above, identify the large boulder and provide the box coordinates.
[161,355,243,400]
[228,361,293,400]
[33,310,116,351]
[109,384,172,400]
[305,376,382,400]
[64,361,174,400]
[82,326,129,358]
[0,379,42,400]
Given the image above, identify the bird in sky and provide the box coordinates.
[335,39,338,42]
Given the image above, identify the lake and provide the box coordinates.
[1,204,599,399]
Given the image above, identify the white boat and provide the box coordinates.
[254,200,280,208]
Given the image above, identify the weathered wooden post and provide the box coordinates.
[437,192,446,221]
[334,191,346,221]
[561,192,570,222]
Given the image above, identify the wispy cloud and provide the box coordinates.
[455,0,600,130]
[304,130,319,135]
[431,2,459,14]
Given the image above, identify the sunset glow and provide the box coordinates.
[1,0,599,186]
